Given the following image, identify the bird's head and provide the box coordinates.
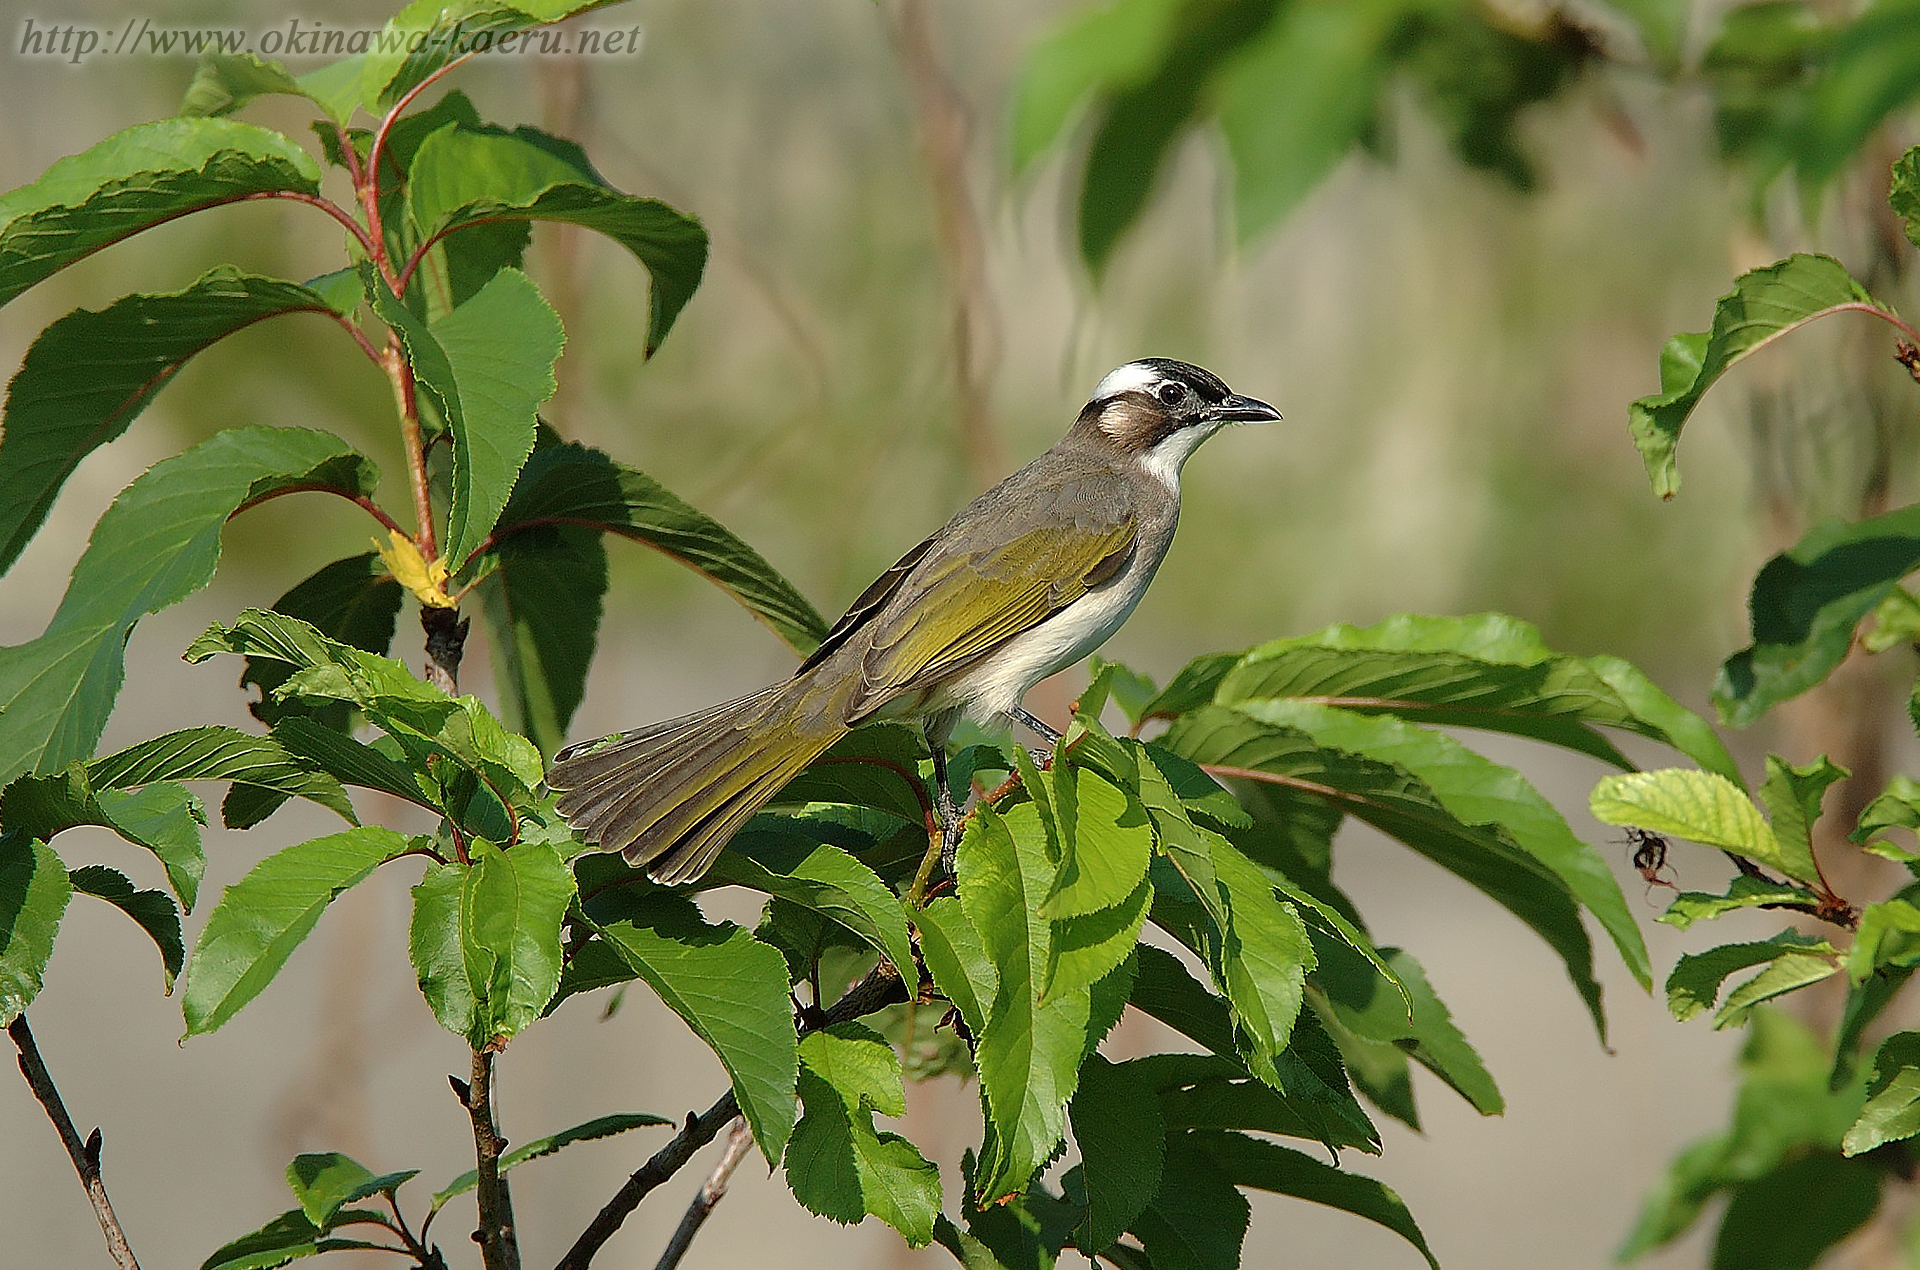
[1076,358,1280,485]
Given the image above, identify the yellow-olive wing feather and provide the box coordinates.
[846,513,1137,716]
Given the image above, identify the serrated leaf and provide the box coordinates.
[478,521,604,756]
[915,894,997,1036]
[430,1111,670,1211]
[705,829,915,977]
[1593,768,1802,878]
[1070,1053,1164,1253]
[0,268,354,576]
[1315,942,1501,1116]
[1854,773,1920,862]
[0,836,71,1024]
[406,119,707,354]
[1127,946,1379,1154]
[409,838,573,1048]
[492,440,826,654]
[1896,144,1920,249]
[370,267,559,569]
[1041,762,1153,920]
[1716,503,1920,726]
[0,117,321,308]
[0,428,379,787]
[785,1024,941,1245]
[1251,698,1651,991]
[1843,1031,1920,1156]
[1152,832,1314,1067]
[593,907,798,1161]
[1845,897,1920,985]
[1217,612,1740,783]
[959,804,1111,1200]
[1715,951,1841,1028]
[3,772,209,910]
[1660,875,1822,929]
[1195,1130,1440,1270]
[179,52,311,119]
[241,553,403,734]
[183,826,417,1036]
[1126,1132,1249,1270]
[1665,931,1837,1024]
[1630,253,1895,498]
[284,1153,417,1230]
[87,725,358,836]
[1169,704,1607,1037]
[69,864,183,988]
[198,1209,326,1270]
[359,0,615,113]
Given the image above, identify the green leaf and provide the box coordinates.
[1152,834,1314,1069]
[3,772,209,909]
[1711,1153,1883,1270]
[370,267,560,569]
[69,864,183,988]
[359,0,615,113]
[478,522,604,756]
[1854,773,1920,861]
[1843,1031,1920,1156]
[705,830,915,977]
[1660,874,1822,929]
[1629,253,1895,499]
[1195,1130,1440,1270]
[1315,943,1501,1116]
[182,826,418,1036]
[1039,760,1153,921]
[0,427,379,787]
[1251,698,1651,991]
[430,1111,670,1211]
[959,804,1118,1200]
[1070,1054,1164,1253]
[0,117,322,308]
[594,907,799,1161]
[1592,768,1810,880]
[0,268,356,576]
[198,1209,327,1270]
[915,895,997,1037]
[1895,144,1920,249]
[407,120,707,355]
[284,1153,418,1230]
[1213,1,1394,241]
[409,838,572,1048]
[1665,931,1837,1024]
[1126,1133,1249,1270]
[1845,897,1920,984]
[87,725,358,836]
[1758,754,1844,886]
[1620,1008,1868,1259]
[1140,652,1240,721]
[493,441,826,654]
[785,1024,941,1245]
[1170,704,1608,1037]
[0,836,72,1024]
[1073,0,1282,272]
[179,52,312,119]
[240,553,403,733]
[1796,0,1920,188]
[1716,503,1920,726]
[1127,947,1379,1154]
[1008,0,1187,175]
[1216,612,1741,784]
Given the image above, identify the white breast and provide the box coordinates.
[948,534,1170,723]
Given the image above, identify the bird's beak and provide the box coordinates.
[1206,393,1282,423]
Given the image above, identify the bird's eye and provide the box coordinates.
[1155,381,1184,406]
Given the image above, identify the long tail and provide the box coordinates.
[547,684,844,884]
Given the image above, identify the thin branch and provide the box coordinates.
[462,1047,522,1270]
[9,1016,143,1270]
[228,481,408,537]
[652,1118,754,1270]
[236,189,380,260]
[555,964,907,1270]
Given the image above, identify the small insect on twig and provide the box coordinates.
[1625,827,1677,895]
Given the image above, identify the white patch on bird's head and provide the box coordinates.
[1091,360,1168,402]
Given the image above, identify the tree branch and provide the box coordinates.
[463,1047,522,1270]
[652,1118,754,1270]
[554,963,908,1270]
[8,1015,143,1270]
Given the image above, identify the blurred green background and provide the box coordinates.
[4,1,1918,1267]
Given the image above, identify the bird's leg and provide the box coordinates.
[926,721,965,878]
[1009,707,1063,766]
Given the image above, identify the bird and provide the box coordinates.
[547,357,1279,883]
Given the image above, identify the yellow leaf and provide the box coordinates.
[375,531,455,608]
